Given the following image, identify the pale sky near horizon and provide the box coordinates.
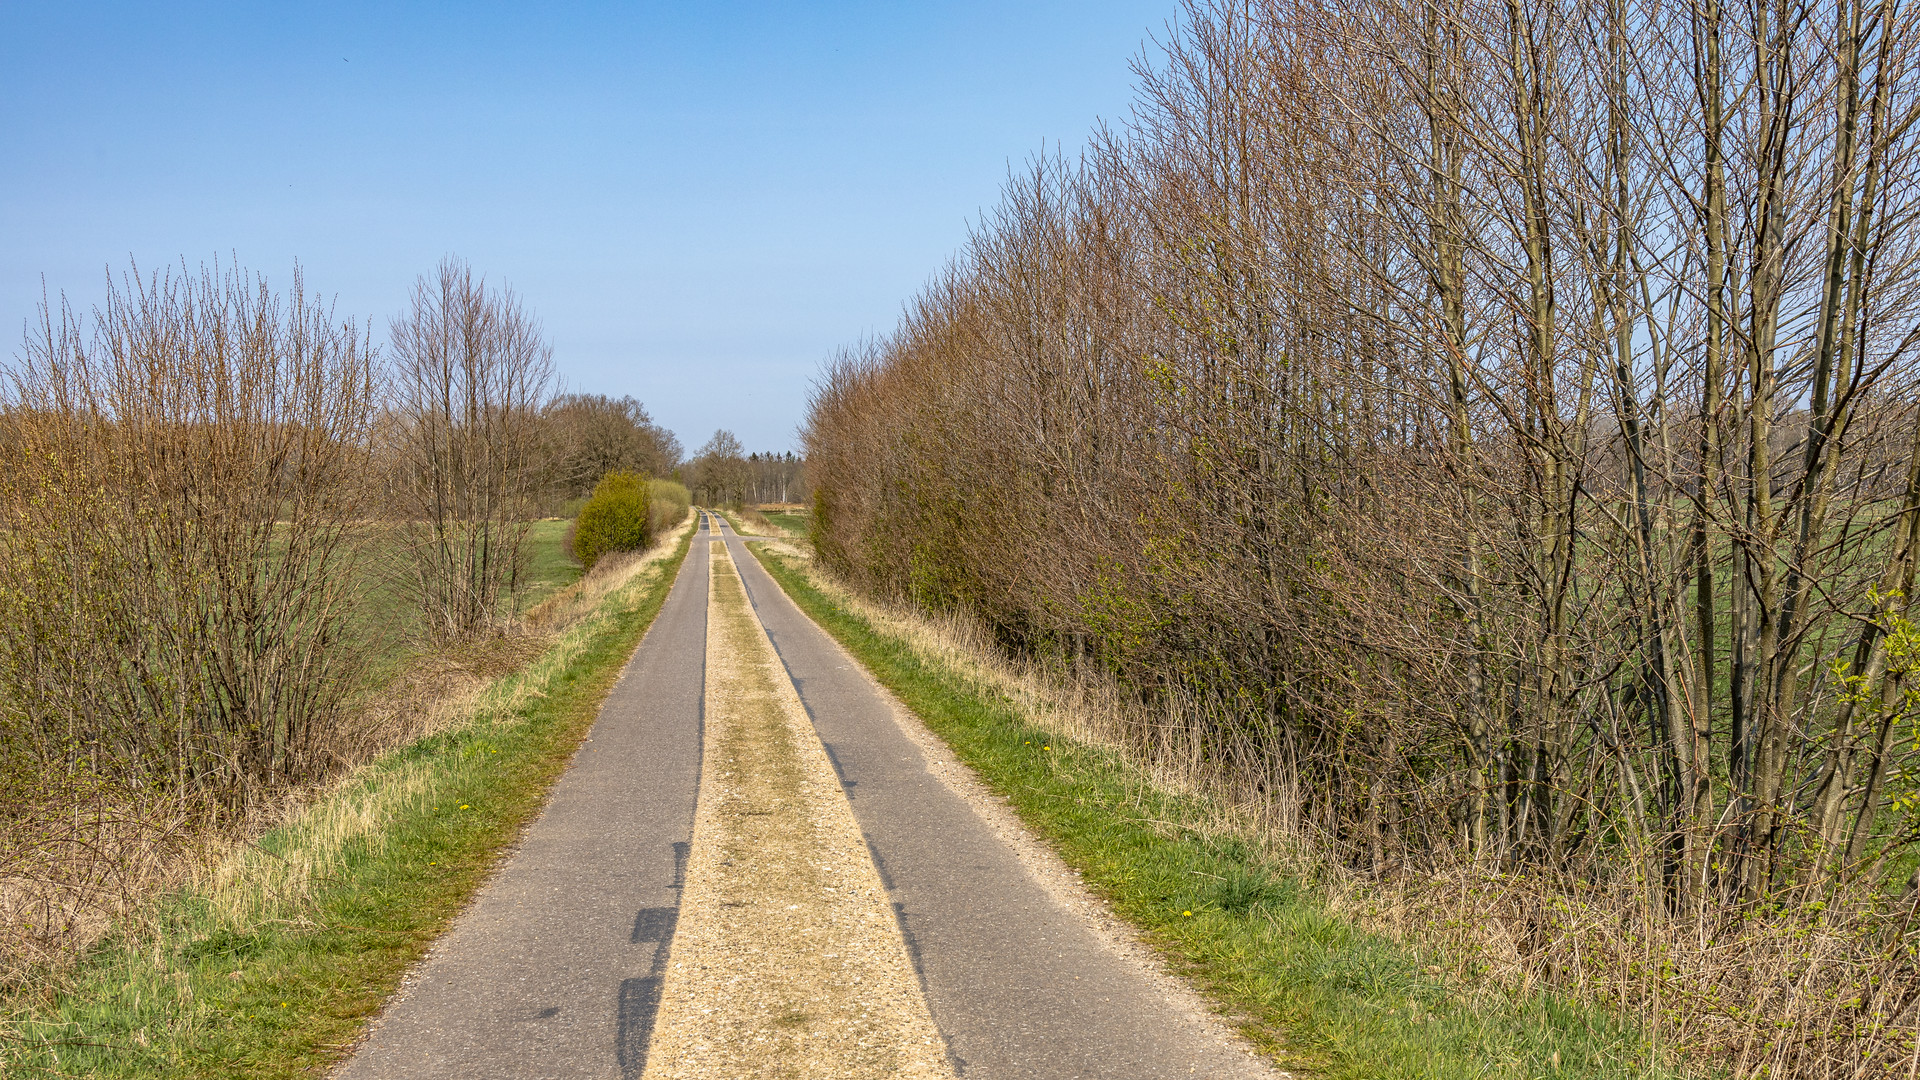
[0,2,1179,455]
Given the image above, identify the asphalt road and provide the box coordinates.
[714,519,1271,1080]
[337,512,1274,1079]
[337,531,710,1080]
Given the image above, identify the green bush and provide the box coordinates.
[568,471,653,571]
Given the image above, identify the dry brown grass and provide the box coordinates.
[774,544,1920,1079]
[727,507,782,537]
[0,777,218,997]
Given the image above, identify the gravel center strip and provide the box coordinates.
[640,542,951,1079]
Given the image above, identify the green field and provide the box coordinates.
[350,520,583,685]
[761,510,810,538]
[522,519,585,606]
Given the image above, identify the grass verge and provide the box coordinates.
[0,522,694,1079]
[747,542,1690,1080]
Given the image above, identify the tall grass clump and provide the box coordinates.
[568,470,652,571]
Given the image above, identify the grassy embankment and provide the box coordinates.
[0,518,695,1079]
[746,540,1691,1080]
[717,507,773,536]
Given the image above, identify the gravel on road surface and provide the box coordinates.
[640,543,950,1079]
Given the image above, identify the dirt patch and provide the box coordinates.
[641,543,950,1079]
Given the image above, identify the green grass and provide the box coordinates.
[0,526,692,1079]
[521,518,584,607]
[348,519,583,686]
[747,542,1691,1080]
[761,510,810,538]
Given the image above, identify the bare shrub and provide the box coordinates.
[0,261,378,800]
[384,256,555,640]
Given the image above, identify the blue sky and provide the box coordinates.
[0,2,1176,453]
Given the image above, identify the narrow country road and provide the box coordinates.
[338,513,1276,1079]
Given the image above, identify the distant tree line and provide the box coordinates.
[805,0,1920,1071]
[745,451,807,505]
[541,393,681,506]
[680,430,806,507]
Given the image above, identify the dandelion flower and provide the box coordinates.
[1182,911,1192,917]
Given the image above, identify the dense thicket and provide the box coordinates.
[808,0,1920,1069]
[0,265,376,797]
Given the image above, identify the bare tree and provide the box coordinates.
[540,393,681,505]
[385,257,554,640]
[688,429,749,506]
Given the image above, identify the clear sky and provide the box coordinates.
[1,2,1177,454]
